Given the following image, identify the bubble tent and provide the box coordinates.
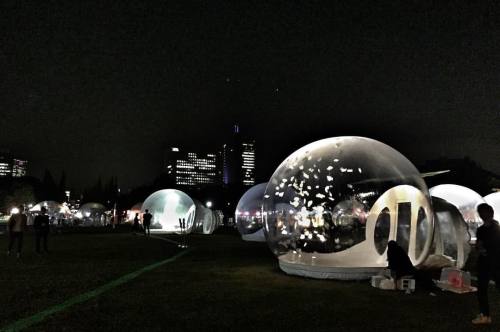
[29,201,72,225]
[77,202,107,226]
[484,192,500,221]
[30,201,71,216]
[428,197,471,269]
[262,137,434,280]
[235,183,268,242]
[141,189,196,234]
[429,184,486,241]
[192,200,219,235]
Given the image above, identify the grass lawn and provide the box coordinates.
[0,229,498,331]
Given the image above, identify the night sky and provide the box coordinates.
[1,1,499,191]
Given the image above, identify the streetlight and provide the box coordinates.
[206,201,213,208]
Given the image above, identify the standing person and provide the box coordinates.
[472,203,500,325]
[34,206,50,254]
[143,210,152,236]
[132,213,140,234]
[7,205,27,258]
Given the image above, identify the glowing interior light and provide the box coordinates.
[141,189,196,233]
[10,207,19,215]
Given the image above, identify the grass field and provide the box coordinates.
[0,228,498,331]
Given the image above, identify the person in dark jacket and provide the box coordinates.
[472,203,500,325]
[34,206,50,254]
[387,240,417,281]
[387,240,436,293]
[143,210,152,236]
[132,213,140,234]
[7,205,27,258]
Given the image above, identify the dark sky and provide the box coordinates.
[1,1,499,191]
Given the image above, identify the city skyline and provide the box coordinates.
[1,2,499,190]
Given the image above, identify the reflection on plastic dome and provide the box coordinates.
[141,189,196,233]
[429,184,485,240]
[263,137,434,279]
[484,192,500,221]
[235,183,267,241]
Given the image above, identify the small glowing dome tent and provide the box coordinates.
[429,185,485,240]
[30,201,72,224]
[484,192,500,221]
[235,183,268,242]
[192,200,219,235]
[426,197,471,269]
[141,189,196,233]
[76,203,107,226]
[203,210,220,234]
[31,201,71,215]
[263,137,434,280]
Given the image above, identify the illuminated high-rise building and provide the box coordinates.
[241,142,255,186]
[165,147,221,186]
[0,151,28,178]
[0,155,11,177]
[222,125,256,187]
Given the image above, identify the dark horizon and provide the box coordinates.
[1,2,499,191]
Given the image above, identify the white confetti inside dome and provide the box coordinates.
[235,183,268,241]
[141,189,196,233]
[263,136,434,280]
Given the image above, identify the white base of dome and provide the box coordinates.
[279,259,383,280]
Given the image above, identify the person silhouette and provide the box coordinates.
[132,213,140,234]
[7,205,27,258]
[142,210,152,236]
[34,206,50,254]
[472,203,500,325]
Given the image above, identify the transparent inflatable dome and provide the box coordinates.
[484,192,500,221]
[263,137,434,280]
[192,200,219,235]
[141,189,196,233]
[77,203,107,226]
[31,201,71,216]
[429,185,485,241]
[235,183,267,241]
